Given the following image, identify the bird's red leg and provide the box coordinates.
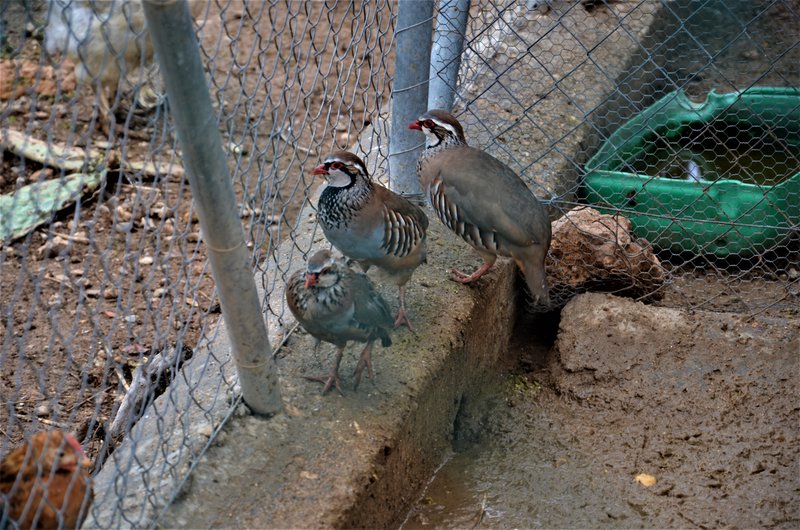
[451,258,496,284]
[353,341,375,390]
[304,347,344,395]
[393,285,414,331]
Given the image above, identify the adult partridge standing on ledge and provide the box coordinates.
[286,249,394,394]
[409,110,551,305]
[313,151,428,330]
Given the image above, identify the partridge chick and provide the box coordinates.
[286,249,393,394]
[409,110,552,305]
[1,431,93,529]
[313,151,428,330]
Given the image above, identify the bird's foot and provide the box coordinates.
[303,372,344,396]
[393,308,414,331]
[450,260,495,284]
[353,348,375,391]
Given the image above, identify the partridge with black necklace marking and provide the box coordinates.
[313,151,428,330]
[410,110,551,305]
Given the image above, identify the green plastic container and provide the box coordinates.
[583,87,800,257]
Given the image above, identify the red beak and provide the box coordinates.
[304,273,318,289]
[408,121,422,130]
[311,164,327,176]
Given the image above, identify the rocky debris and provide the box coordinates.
[546,206,666,303]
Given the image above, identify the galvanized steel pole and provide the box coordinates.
[142,0,282,416]
[389,0,434,198]
[429,0,470,111]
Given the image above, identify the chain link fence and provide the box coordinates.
[0,0,797,527]
[453,0,799,312]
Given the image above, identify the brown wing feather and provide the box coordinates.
[375,185,428,258]
[429,146,549,248]
[348,272,394,331]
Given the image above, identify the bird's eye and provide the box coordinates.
[423,120,435,129]
[329,161,343,170]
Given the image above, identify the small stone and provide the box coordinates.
[103,288,119,300]
[140,216,157,231]
[114,222,134,234]
[36,236,70,259]
[115,205,133,222]
[634,473,657,487]
[139,256,154,265]
[741,49,760,60]
[196,423,214,437]
[97,204,112,219]
[35,403,51,417]
[154,204,172,219]
[47,294,63,308]
[747,460,765,474]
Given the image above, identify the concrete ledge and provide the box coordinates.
[159,221,520,528]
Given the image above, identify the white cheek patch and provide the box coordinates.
[422,127,439,147]
[326,168,352,187]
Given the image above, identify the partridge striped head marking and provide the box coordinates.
[409,109,466,148]
[312,151,369,188]
[303,249,340,289]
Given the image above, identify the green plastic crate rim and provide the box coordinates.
[583,87,800,257]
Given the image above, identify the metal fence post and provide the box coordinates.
[429,0,470,111]
[141,0,282,416]
[389,0,435,197]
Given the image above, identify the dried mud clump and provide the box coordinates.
[546,206,666,302]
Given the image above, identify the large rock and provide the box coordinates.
[546,206,665,304]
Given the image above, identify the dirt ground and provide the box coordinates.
[0,0,378,461]
[405,292,798,529]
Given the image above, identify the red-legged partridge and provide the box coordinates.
[286,249,393,395]
[313,151,429,330]
[409,109,552,305]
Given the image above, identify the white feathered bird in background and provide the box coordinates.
[44,0,205,137]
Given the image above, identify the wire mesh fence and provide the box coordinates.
[452,0,799,312]
[0,0,797,527]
